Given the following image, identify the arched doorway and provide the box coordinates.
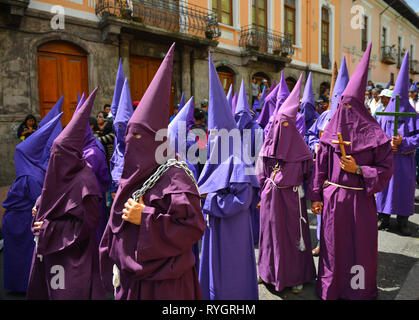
[252,72,271,87]
[37,41,88,125]
[286,76,297,91]
[216,66,235,95]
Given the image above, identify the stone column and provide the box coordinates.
[119,34,133,81]
[181,46,192,99]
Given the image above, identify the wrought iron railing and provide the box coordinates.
[239,25,294,57]
[95,0,221,40]
[381,46,397,64]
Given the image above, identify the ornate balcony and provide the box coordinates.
[95,0,221,44]
[239,25,294,58]
[381,45,397,65]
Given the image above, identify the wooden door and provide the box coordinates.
[130,55,174,116]
[38,41,88,125]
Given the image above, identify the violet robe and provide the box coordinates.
[310,142,394,299]
[257,158,316,292]
[375,51,419,217]
[27,88,106,300]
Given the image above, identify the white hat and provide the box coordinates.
[379,89,393,98]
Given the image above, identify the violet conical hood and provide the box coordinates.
[321,43,391,154]
[39,95,64,128]
[111,58,125,117]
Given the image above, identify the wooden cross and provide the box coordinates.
[331,132,351,158]
[270,163,281,180]
[375,95,417,137]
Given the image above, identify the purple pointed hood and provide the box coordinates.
[235,79,262,132]
[323,56,350,127]
[321,43,391,154]
[257,79,281,128]
[110,78,134,191]
[231,92,238,115]
[39,95,65,168]
[39,95,64,128]
[178,92,186,111]
[263,72,290,136]
[36,88,102,222]
[378,51,419,137]
[226,84,233,109]
[111,59,125,118]
[300,72,318,127]
[109,43,190,234]
[15,112,63,183]
[263,74,312,162]
[198,53,259,194]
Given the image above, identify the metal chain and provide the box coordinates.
[132,159,199,202]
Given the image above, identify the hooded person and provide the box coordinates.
[264,72,291,137]
[197,54,259,300]
[27,88,107,300]
[73,92,110,243]
[300,72,319,134]
[375,51,419,236]
[305,58,348,256]
[178,92,186,111]
[308,43,394,300]
[257,80,280,129]
[2,113,63,293]
[110,78,134,195]
[256,74,316,294]
[226,84,233,110]
[234,79,263,245]
[98,43,206,300]
[110,59,125,121]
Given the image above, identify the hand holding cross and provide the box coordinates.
[332,132,351,158]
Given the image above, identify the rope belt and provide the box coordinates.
[397,150,415,155]
[323,180,364,191]
[267,178,307,252]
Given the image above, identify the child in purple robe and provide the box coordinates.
[2,112,63,293]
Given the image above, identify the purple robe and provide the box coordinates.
[27,89,106,300]
[257,74,316,292]
[310,43,395,300]
[376,51,419,217]
[310,142,393,299]
[2,113,63,293]
[198,54,259,300]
